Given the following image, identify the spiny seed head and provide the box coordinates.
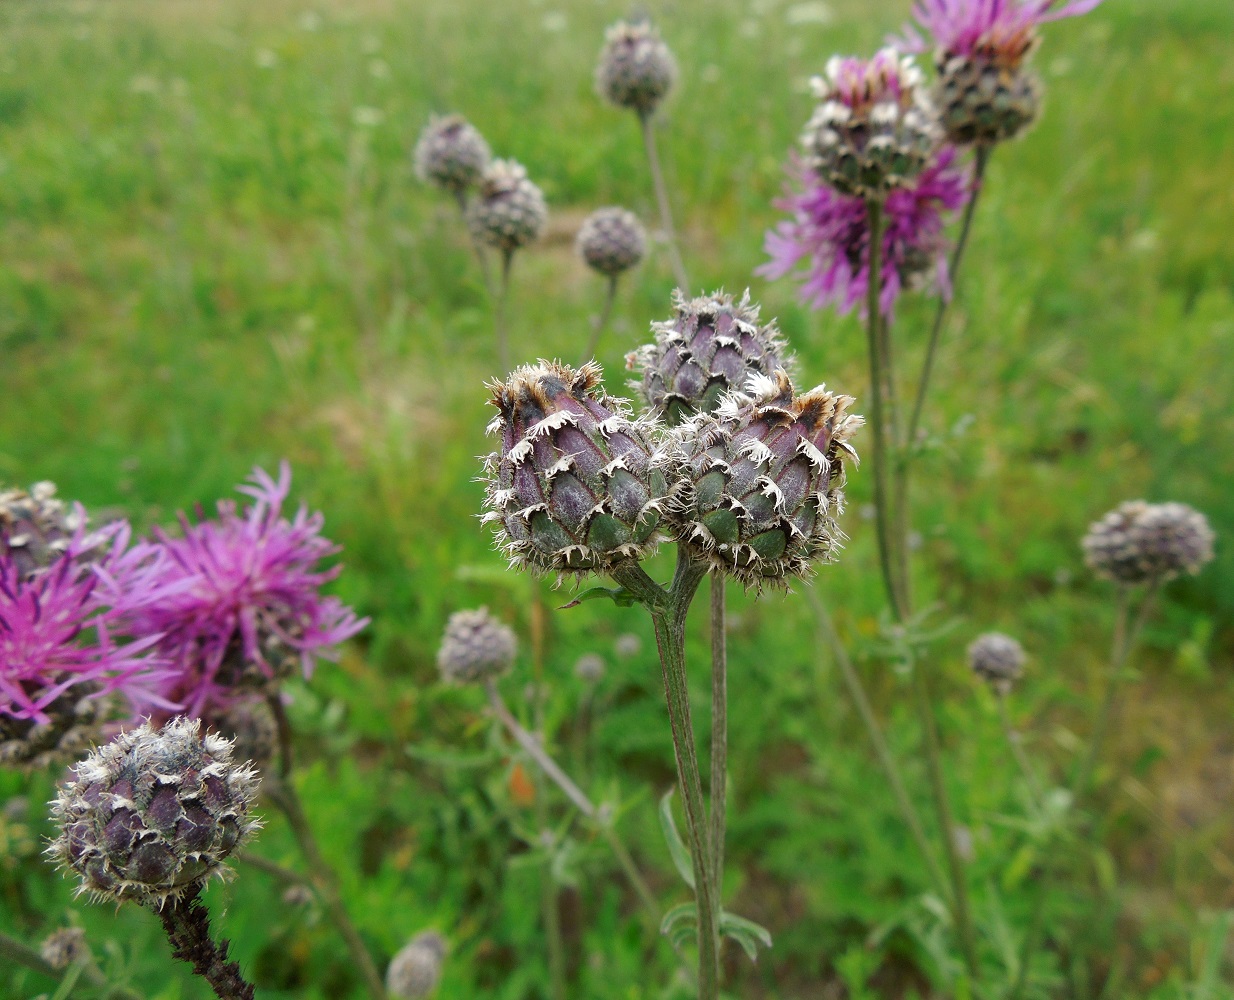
[802,48,940,199]
[39,927,91,971]
[386,930,448,999]
[48,717,260,907]
[413,114,491,195]
[577,207,647,278]
[437,608,516,684]
[0,482,90,580]
[482,361,671,578]
[967,632,1025,694]
[666,370,863,588]
[574,653,605,683]
[629,290,791,427]
[595,20,677,116]
[1082,501,1216,585]
[467,159,547,254]
[936,55,1039,145]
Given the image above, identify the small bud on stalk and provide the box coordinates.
[413,114,491,196]
[467,159,547,254]
[386,930,447,999]
[967,632,1026,695]
[577,207,647,278]
[437,608,517,685]
[595,21,677,117]
[1082,500,1215,586]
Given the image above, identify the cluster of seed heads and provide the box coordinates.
[629,290,790,427]
[437,608,517,684]
[0,481,88,579]
[413,114,492,197]
[577,207,647,278]
[802,49,940,199]
[967,632,1026,695]
[48,718,260,907]
[386,930,447,999]
[595,20,677,117]
[466,159,548,254]
[1082,500,1215,586]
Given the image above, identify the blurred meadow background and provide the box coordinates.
[2,0,1233,997]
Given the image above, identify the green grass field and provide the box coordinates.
[2,0,1233,997]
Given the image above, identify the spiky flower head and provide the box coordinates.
[900,1,1102,144]
[483,361,670,577]
[413,114,491,195]
[802,48,940,200]
[387,930,447,999]
[48,717,259,906]
[40,927,91,971]
[131,463,368,719]
[1,482,90,580]
[466,159,547,254]
[1082,501,1215,586]
[437,608,516,685]
[595,20,677,116]
[667,370,863,587]
[629,290,791,427]
[967,632,1025,694]
[577,207,647,278]
[1,528,172,770]
[759,147,968,319]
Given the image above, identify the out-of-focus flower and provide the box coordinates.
[133,464,368,719]
[437,608,516,685]
[413,114,491,196]
[577,207,646,278]
[595,20,677,117]
[759,147,969,318]
[466,159,547,254]
[1083,501,1215,586]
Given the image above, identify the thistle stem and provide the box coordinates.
[639,111,690,293]
[582,274,620,364]
[495,249,514,374]
[266,696,388,1000]
[997,693,1042,809]
[453,189,495,298]
[614,554,717,999]
[806,587,948,899]
[709,573,728,906]
[154,884,255,1000]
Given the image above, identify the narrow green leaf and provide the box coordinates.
[719,910,773,963]
[658,789,695,890]
[558,586,638,610]
[660,902,697,937]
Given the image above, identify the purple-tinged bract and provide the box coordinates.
[760,148,968,319]
[134,463,368,719]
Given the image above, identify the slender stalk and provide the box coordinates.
[539,821,567,1000]
[708,573,728,906]
[862,200,906,621]
[154,884,255,1000]
[806,588,948,898]
[494,249,514,373]
[236,850,314,889]
[911,667,979,978]
[453,189,495,297]
[1008,865,1050,1000]
[582,274,620,363]
[266,696,387,1000]
[904,145,991,454]
[638,111,690,293]
[997,693,1043,808]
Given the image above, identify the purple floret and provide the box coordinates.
[900,0,1103,59]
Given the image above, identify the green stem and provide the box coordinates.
[997,693,1043,809]
[912,666,979,979]
[709,573,727,907]
[454,189,495,298]
[0,931,143,1000]
[582,274,620,364]
[495,249,514,374]
[266,696,388,1000]
[806,588,949,899]
[639,110,690,293]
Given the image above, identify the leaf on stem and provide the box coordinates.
[719,911,773,963]
[657,789,696,890]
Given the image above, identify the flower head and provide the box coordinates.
[967,632,1025,694]
[577,207,646,278]
[413,114,491,196]
[1,482,90,581]
[595,20,677,116]
[759,148,969,318]
[1083,501,1215,586]
[134,464,368,719]
[437,608,516,685]
[466,159,547,254]
[387,931,447,999]
[902,0,1102,65]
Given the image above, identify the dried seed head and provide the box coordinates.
[0,482,90,579]
[802,48,940,199]
[467,159,547,254]
[574,653,605,683]
[577,207,647,278]
[595,21,677,116]
[1083,501,1216,586]
[413,114,491,195]
[386,930,447,999]
[967,632,1025,694]
[667,370,863,587]
[39,927,91,971]
[629,290,790,427]
[482,361,671,577]
[48,718,260,907]
[437,608,517,684]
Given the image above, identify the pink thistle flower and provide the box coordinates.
[137,463,368,718]
[758,146,970,319]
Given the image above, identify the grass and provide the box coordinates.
[1,0,1233,996]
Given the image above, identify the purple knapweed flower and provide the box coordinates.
[901,0,1102,63]
[136,463,368,718]
[759,147,969,318]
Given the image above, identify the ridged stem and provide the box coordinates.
[0,931,143,1000]
[806,587,948,899]
[639,110,690,293]
[495,249,514,374]
[153,884,255,1000]
[709,573,728,909]
[582,274,620,364]
[266,695,387,1000]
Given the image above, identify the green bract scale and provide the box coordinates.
[628,290,790,427]
[667,370,863,587]
[48,718,260,907]
[483,361,670,577]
